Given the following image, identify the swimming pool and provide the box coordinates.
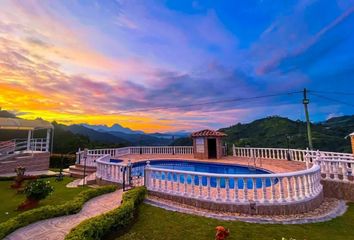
[127,160,274,189]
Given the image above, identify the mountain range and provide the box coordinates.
[0,109,353,153]
[219,115,354,153]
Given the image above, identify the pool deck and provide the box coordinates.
[118,155,306,173]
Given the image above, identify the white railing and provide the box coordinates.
[233,146,354,183]
[316,157,354,182]
[0,138,48,157]
[145,163,322,205]
[129,146,193,155]
[95,154,129,183]
[233,146,354,162]
[29,138,48,152]
[76,146,194,165]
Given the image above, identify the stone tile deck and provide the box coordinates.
[5,190,123,240]
[119,155,306,173]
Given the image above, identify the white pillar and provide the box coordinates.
[27,130,32,151]
[46,129,51,152]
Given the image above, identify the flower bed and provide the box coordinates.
[0,185,117,239]
[65,187,146,240]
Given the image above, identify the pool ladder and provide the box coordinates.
[248,156,262,170]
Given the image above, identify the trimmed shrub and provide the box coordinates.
[24,180,54,201]
[0,185,116,239]
[65,186,147,240]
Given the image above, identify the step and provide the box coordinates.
[68,165,96,178]
[70,164,96,171]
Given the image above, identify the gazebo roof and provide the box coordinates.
[0,117,53,130]
[350,132,354,136]
[191,129,227,137]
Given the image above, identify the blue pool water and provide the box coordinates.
[128,160,275,189]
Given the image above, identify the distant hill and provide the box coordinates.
[66,125,131,145]
[0,109,17,118]
[81,123,144,134]
[1,108,353,153]
[107,131,173,146]
[219,116,354,153]
[170,136,193,146]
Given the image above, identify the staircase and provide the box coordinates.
[66,172,97,187]
[68,164,97,178]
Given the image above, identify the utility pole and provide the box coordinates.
[303,88,313,150]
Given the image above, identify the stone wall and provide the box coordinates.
[148,190,324,215]
[0,152,50,174]
[321,180,354,202]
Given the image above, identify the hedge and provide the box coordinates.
[0,185,117,239]
[65,186,147,240]
[50,154,76,169]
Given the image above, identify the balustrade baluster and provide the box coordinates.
[216,177,221,201]
[164,172,168,191]
[234,178,239,202]
[342,162,348,182]
[198,176,203,198]
[286,176,293,201]
[300,175,306,198]
[279,177,285,202]
[191,175,195,198]
[176,174,180,194]
[184,174,188,196]
[261,178,267,202]
[158,171,162,191]
[206,177,211,200]
[294,176,300,200]
[225,178,230,202]
[270,177,275,203]
[170,173,174,194]
[243,178,248,202]
[252,178,258,202]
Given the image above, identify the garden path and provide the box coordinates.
[4,189,123,240]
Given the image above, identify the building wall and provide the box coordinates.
[0,152,50,174]
[193,137,224,159]
[351,135,354,154]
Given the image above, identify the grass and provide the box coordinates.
[0,177,88,223]
[116,203,354,240]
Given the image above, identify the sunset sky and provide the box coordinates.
[0,0,353,132]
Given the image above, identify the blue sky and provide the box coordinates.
[0,0,353,132]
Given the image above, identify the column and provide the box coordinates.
[27,130,32,151]
[45,129,51,152]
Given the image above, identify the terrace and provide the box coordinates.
[2,129,354,240]
[71,130,354,218]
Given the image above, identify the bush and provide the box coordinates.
[0,185,117,239]
[24,180,54,201]
[50,154,76,169]
[65,187,147,240]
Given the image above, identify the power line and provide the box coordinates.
[310,92,354,107]
[310,90,354,96]
[117,91,303,114]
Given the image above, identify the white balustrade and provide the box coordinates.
[145,164,321,205]
[233,146,354,183]
[95,154,129,183]
[76,146,193,166]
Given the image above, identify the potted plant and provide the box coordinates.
[11,166,26,189]
[17,180,54,210]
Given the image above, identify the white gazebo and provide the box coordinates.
[0,117,54,153]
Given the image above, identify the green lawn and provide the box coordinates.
[0,177,88,223]
[116,203,354,240]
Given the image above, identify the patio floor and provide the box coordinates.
[118,155,306,173]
